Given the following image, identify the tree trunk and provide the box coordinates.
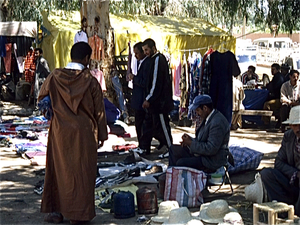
[80,0,116,102]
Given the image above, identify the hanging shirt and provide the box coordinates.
[90,68,107,91]
[88,35,104,61]
[13,43,24,73]
[209,51,241,125]
[3,43,13,73]
[127,42,133,88]
[0,36,7,57]
[24,50,36,83]
[174,55,181,97]
[179,53,189,110]
[131,54,138,75]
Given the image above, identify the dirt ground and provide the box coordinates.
[0,100,287,225]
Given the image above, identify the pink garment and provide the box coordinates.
[174,55,181,97]
[90,69,106,91]
[172,64,176,95]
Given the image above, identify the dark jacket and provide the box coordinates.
[190,110,230,171]
[34,56,50,99]
[267,72,285,100]
[275,129,298,179]
[145,52,173,114]
[131,56,151,110]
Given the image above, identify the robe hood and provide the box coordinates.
[50,68,92,114]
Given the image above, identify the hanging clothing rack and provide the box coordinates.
[170,41,228,54]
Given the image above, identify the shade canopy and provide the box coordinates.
[40,11,236,71]
[0,21,37,37]
[111,14,236,58]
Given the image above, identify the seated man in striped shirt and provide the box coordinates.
[241,65,259,85]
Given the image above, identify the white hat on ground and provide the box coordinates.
[151,200,180,224]
[218,212,244,225]
[198,200,237,224]
[186,219,204,225]
[282,105,300,125]
[162,207,201,225]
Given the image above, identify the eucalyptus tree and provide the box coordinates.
[1,0,81,24]
[110,0,300,34]
[1,0,299,34]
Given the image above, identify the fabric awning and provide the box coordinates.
[0,21,37,38]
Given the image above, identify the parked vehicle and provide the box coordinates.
[236,39,257,76]
[253,37,297,69]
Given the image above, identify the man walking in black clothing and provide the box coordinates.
[142,38,173,157]
[128,42,152,154]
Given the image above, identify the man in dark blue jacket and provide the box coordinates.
[142,38,173,157]
[128,42,152,153]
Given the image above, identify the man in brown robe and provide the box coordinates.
[39,42,108,224]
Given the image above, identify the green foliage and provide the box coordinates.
[110,0,257,32]
[110,0,300,34]
[255,0,300,34]
[6,0,81,25]
[109,0,167,15]
[4,0,300,34]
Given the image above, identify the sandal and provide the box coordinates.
[44,212,63,224]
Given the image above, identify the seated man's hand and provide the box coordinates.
[181,133,192,147]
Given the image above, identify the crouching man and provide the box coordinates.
[261,105,300,216]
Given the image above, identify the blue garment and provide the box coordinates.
[38,95,53,120]
[189,57,201,107]
[111,74,128,118]
[104,98,120,124]
[188,56,202,118]
[0,36,7,57]
[209,51,241,125]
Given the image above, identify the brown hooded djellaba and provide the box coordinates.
[38,67,108,221]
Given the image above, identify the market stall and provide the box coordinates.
[0,21,37,100]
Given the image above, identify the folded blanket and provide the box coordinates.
[38,96,53,120]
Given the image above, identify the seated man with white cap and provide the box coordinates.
[260,105,300,216]
[168,94,230,173]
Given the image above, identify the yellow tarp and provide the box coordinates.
[111,14,236,59]
[40,11,235,71]
[40,11,81,71]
